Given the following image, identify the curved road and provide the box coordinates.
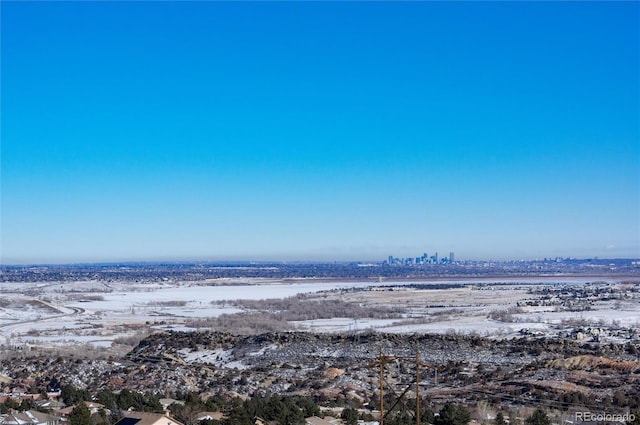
[0,297,86,344]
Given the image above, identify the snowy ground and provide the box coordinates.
[0,277,638,348]
[0,278,374,347]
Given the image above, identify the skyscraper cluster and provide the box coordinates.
[386,251,455,266]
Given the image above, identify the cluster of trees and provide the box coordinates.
[58,386,163,425]
[187,311,291,334]
[168,392,320,425]
[67,403,97,425]
[230,295,402,322]
[523,409,551,425]
[487,307,524,323]
[60,392,497,425]
[7,384,640,425]
[379,402,469,425]
[61,386,163,415]
[167,392,227,425]
[0,397,37,414]
[189,295,403,334]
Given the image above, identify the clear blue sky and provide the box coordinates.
[1,1,639,264]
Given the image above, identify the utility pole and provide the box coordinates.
[416,349,420,425]
[369,348,396,425]
[370,345,435,425]
[413,346,435,425]
[412,345,432,425]
[380,348,384,425]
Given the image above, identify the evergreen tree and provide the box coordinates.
[525,409,551,425]
[62,385,91,407]
[495,412,506,425]
[419,406,435,425]
[1,398,20,413]
[204,395,227,412]
[293,396,320,419]
[20,399,34,411]
[95,390,116,411]
[434,403,471,425]
[109,403,124,425]
[68,403,92,425]
[116,389,163,413]
[225,398,252,425]
[385,410,412,425]
[341,407,358,425]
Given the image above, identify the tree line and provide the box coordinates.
[5,385,640,425]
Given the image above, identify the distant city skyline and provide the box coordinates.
[1,1,638,265]
[387,252,455,266]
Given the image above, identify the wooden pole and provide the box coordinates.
[416,348,420,425]
[380,347,384,425]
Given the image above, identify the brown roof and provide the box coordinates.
[114,412,184,425]
[58,401,106,415]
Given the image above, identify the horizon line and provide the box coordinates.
[1,256,639,268]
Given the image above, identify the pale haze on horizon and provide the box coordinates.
[1,1,639,265]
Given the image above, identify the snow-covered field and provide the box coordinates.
[0,277,638,348]
[0,278,373,347]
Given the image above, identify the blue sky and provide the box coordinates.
[1,1,638,264]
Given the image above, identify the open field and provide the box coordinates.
[1,276,638,350]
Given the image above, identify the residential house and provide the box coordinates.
[57,401,107,421]
[33,399,66,412]
[113,412,184,425]
[305,417,342,425]
[0,410,60,425]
